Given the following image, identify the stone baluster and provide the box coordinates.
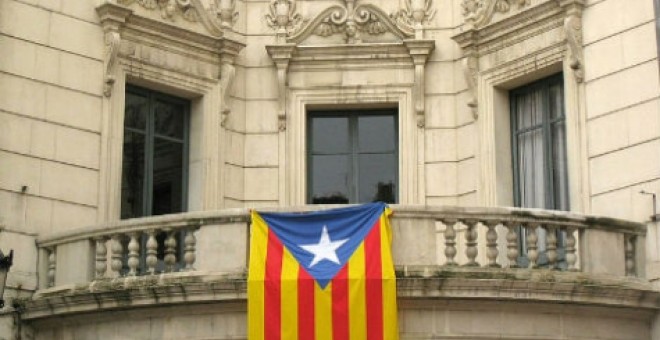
[463,219,479,267]
[127,233,140,276]
[94,237,107,279]
[526,223,539,268]
[442,219,457,266]
[146,230,158,275]
[625,234,636,277]
[546,226,558,270]
[110,234,124,277]
[484,220,500,268]
[47,247,56,287]
[565,227,578,271]
[184,228,197,271]
[505,222,519,268]
[164,230,177,272]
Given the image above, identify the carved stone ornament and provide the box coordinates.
[391,0,436,39]
[266,45,296,131]
[266,0,306,43]
[564,7,584,83]
[462,54,479,119]
[103,31,121,97]
[117,0,234,34]
[286,0,414,44]
[461,0,531,28]
[219,61,236,127]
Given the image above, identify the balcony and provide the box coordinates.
[24,206,660,339]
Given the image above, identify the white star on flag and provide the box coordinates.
[300,226,348,268]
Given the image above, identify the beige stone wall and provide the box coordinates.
[0,0,103,235]
[583,0,660,222]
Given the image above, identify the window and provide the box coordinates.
[511,74,568,267]
[511,74,569,211]
[121,86,190,219]
[307,109,398,204]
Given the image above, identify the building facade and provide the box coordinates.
[1,0,660,338]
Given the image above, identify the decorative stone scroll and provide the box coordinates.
[461,0,531,29]
[283,0,415,44]
[117,0,230,33]
[265,44,296,131]
[562,1,584,83]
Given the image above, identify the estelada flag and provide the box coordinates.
[248,202,398,340]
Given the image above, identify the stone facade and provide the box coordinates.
[1,0,659,338]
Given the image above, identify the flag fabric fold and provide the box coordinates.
[248,202,398,340]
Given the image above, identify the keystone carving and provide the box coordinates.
[266,0,305,43]
[287,0,414,44]
[391,0,436,39]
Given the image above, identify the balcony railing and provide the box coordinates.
[35,205,646,290]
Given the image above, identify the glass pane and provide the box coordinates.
[310,116,349,154]
[549,82,564,120]
[309,155,350,204]
[151,138,184,216]
[125,91,148,130]
[515,89,543,130]
[358,153,396,203]
[154,100,185,139]
[552,122,569,210]
[517,129,545,209]
[121,131,146,218]
[358,115,396,153]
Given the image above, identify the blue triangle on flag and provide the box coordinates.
[259,202,385,288]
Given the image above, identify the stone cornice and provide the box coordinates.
[22,269,660,320]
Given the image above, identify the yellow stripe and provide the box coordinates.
[314,281,333,340]
[280,248,299,339]
[248,211,268,340]
[380,209,399,340]
[348,243,367,340]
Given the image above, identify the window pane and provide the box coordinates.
[310,155,350,204]
[311,117,349,154]
[549,82,564,120]
[125,91,148,130]
[358,115,396,153]
[121,131,146,218]
[154,100,185,139]
[517,129,545,208]
[515,89,543,130]
[552,122,569,210]
[358,153,396,203]
[151,138,185,216]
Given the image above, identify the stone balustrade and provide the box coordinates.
[35,205,647,290]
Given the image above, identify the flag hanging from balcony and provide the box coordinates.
[248,202,398,340]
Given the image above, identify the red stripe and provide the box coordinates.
[332,264,349,340]
[365,220,383,340]
[265,230,283,340]
[298,267,315,339]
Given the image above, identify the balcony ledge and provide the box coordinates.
[23,267,659,320]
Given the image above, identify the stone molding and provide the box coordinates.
[116,0,236,33]
[23,269,660,320]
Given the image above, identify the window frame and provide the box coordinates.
[121,85,191,219]
[306,108,399,204]
[510,73,569,211]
